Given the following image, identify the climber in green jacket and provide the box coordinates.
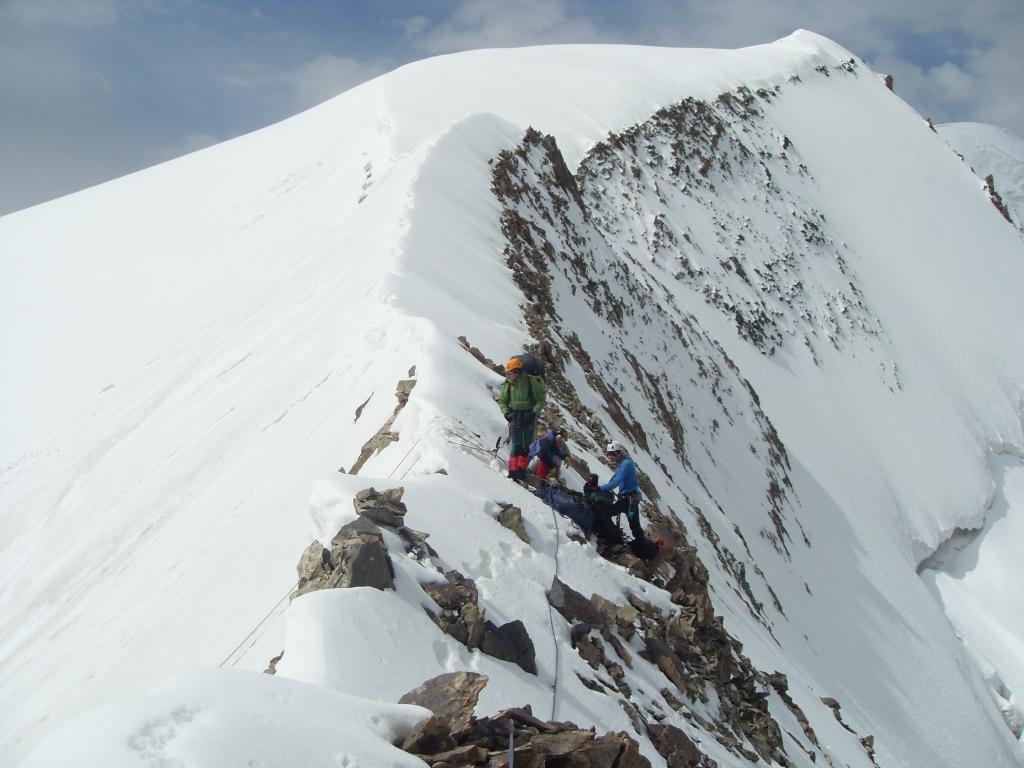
[498,356,547,481]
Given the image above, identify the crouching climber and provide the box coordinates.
[597,441,657,559]
[529,428,569,482]
[498,356,546,481]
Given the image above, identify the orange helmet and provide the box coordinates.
[504,357,524,373]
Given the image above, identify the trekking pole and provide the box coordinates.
[452,415,484,440]
[443,427,488,450]
[445,436,483,451]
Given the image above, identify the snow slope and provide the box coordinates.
[2,31,1023,767]
[939,121,1024,230]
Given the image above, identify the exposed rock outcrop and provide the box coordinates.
[984,174,1014,224]
[292,486,439,600]
[496,503,530,543]
[398,673,653,767]
[458,335,505,376]
[549,542,786,766]
[399,672,489,735]
[291,516,394,598]
[480,619,538,675]
[645,723,702,767]
[354,485,408,527]
[491,120,810,596]
[329,516,395,590]
[423,569,486,647]
[423,570,538,675]
[351,372,417,474]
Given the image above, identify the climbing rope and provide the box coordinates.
[545,492,564,722]
[399,454,423,480]
[218,581,297,668]
[448,416,563,721]
[387,437,422,479]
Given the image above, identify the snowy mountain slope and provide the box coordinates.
[475,66,1024,766]
[939,121,1024,232]
[2,31,1024,768]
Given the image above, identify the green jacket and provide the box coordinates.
[498,375,546,416]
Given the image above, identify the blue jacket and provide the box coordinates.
[600,457,639,495]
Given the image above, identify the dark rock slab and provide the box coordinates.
[399,716,456,757]
[585,734,629,768]
[360,505,406,527]
[418,743,488,765]
[531,729,593,757]
[423,571,486,649]
[480,619,537,675]
[613,732,653,768]
[646,723,702,767]
[329,516,395,590]
[644,636,688,695]
[354,486,408,527]
[399,672,489,736]
[549,577,605,626]
[398,525,436,560]
[402,715,456,755]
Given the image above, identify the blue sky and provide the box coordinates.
[1,0,1022,215]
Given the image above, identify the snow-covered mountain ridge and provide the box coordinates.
[2,31,1023,768]
[939,121,1024,233]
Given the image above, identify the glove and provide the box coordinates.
[504,411,514,423]
[583,474,599,493]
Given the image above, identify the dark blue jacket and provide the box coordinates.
[528,430,569,464]
[600,457,639,495]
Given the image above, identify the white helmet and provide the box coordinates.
[605,440,624,454]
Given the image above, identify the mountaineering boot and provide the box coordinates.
[507,453,530,483]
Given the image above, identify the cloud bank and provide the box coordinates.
[0,0,1020,215]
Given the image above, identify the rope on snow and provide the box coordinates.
[218,581,296,668]
[545,493,563,722]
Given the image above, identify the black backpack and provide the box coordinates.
[511,354,545,379]
[585,490,617,512]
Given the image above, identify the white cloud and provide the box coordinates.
[2,0,1021,218]
[222,54,390,110]
[146,133,221,166]
[404,0,609,54]
[399,0,1024,135]
[290,54,389,107]
[399,15,431,40]
[863,11,1024,132]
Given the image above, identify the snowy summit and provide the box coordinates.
[1,30,1023,768]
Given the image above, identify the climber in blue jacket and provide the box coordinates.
[600,440,650,550]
